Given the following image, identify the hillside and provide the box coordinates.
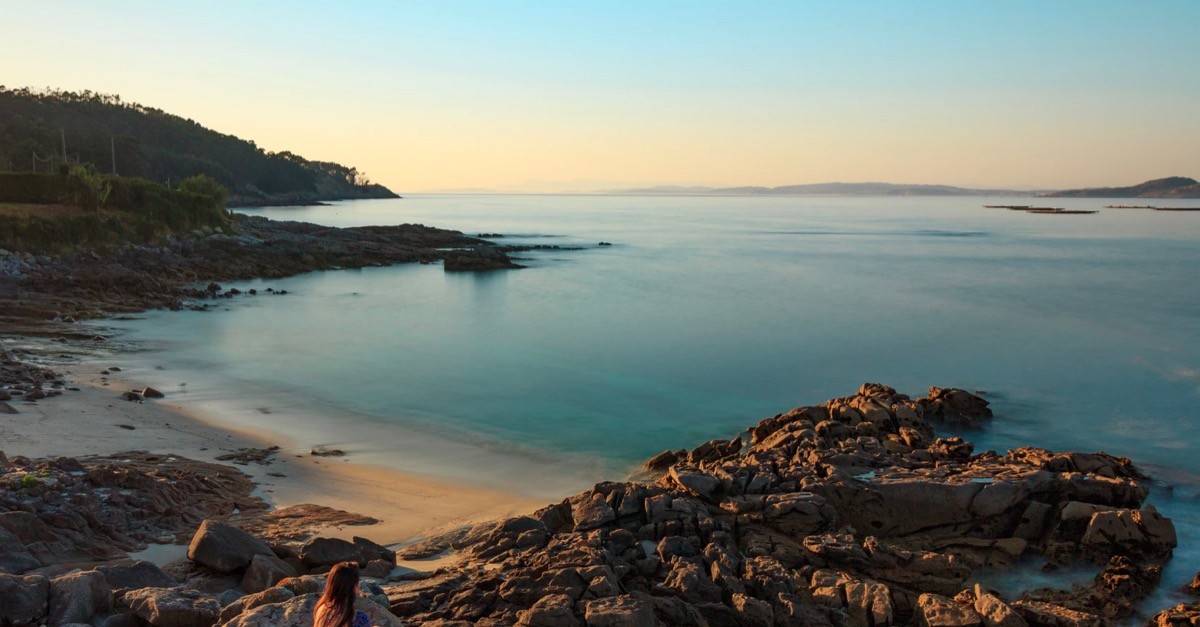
[0,87,398,206]
[608,182,1029,196]
[1042,176,1200,198]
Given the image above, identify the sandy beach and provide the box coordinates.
[3,360,542,551]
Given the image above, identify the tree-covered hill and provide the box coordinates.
[0,87,398,205]
[1042,176,1200,198]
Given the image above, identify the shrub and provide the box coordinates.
[67,165,112,214]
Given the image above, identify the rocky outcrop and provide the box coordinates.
[0,215,525,332]
[0,340,64,410]
[8,384,1191,626]
[1147,603,1200,626]
[380,384,1176,626]
[0,452,264,575]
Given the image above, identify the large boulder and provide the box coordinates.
[121,588,221,627]
[220,593,401,627]
[48,570,112,626]
[186,520,274,573]
[299,537,362,567]
[572,494,616,531]
[0,573,49,626]
[96,560,178,593]
[241,554,297,593]
[217,587,294,624]
[1079,507,1177,559]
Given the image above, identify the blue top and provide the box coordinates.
[353,611,371,627]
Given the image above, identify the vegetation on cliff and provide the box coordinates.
[0,87,397,205]
[0,172,230,254]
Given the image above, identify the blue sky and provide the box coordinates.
[5,1,1199,191]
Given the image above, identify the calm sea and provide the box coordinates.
[97,194,1200,598]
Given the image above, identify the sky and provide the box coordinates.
[4,1,1199,192]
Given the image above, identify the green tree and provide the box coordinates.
[179,174,227,206]
[66,164,111,215]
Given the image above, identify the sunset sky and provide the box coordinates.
[6,1,1199,192]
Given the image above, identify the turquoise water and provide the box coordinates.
[99,195,1200,596]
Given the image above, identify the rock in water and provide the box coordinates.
[1147,603,1200,626]
[186,520,274,573]
[141,386,165,399]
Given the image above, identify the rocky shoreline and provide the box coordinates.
[2,384,1197,626]
[0,213,523,337]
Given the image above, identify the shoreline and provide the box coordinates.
[4,340,1197,623]
[6,359,544,549]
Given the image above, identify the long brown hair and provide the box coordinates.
[315,562,360,627]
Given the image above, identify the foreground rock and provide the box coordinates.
[6,384,1190,626]
[186,520,275,573]
[1148,603,1200,626]
[382,384,1177,625]
[0,451,265,574]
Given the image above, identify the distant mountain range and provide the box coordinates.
[1040,176,1200,198]
[604,182,1030,196]
[603,177,1200,198]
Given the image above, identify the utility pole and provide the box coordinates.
[111,136,117,175]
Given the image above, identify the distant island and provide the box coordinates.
[1041,176,1200,198]
[0,87,398,206]
[603,182,1031,196]
[603,177,1200,198]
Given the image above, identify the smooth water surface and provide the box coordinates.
[99,195,1200,595]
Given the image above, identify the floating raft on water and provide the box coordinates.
[1025,208,1097,215]
[1105,204,1155,209]
[983,204,1031,209]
